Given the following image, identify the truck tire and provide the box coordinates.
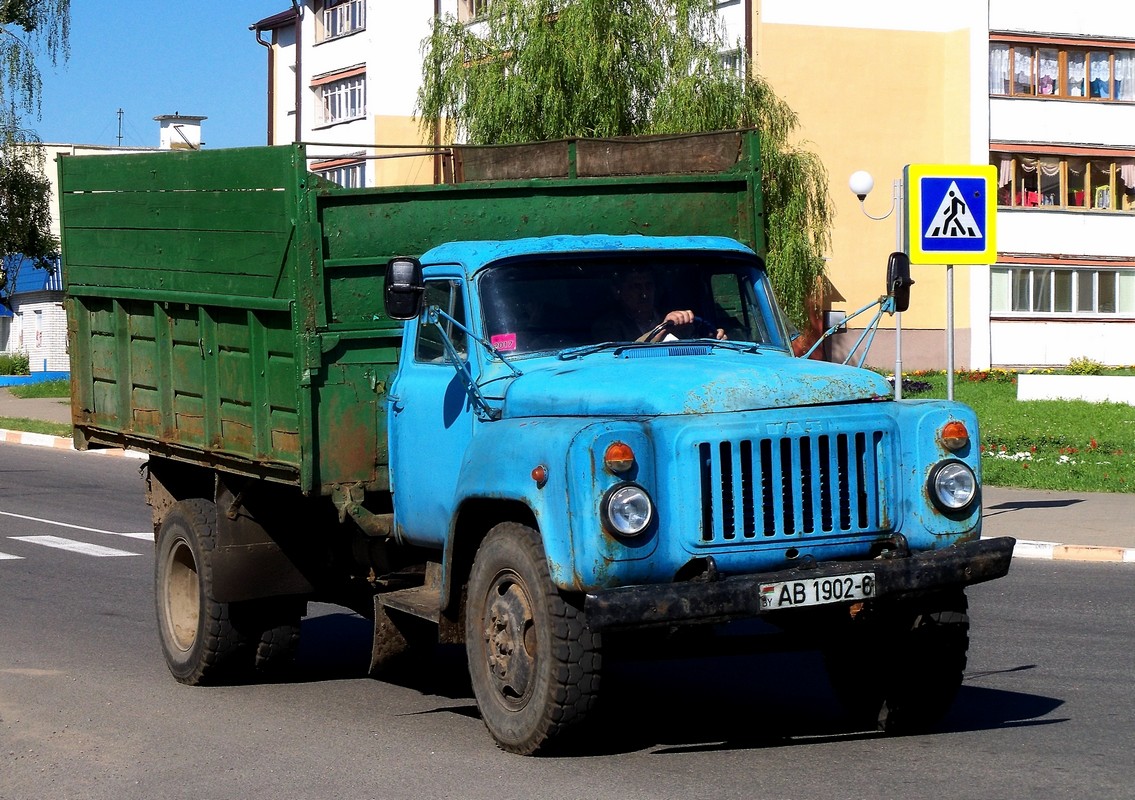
[824,589,969,734]
[246,602,303,677]
[155,498,252,685]
[465,522,601,754]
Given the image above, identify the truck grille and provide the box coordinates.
[697,430,888,543]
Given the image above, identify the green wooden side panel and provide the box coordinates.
[62,146,308,484]
[317,176,761,264]
[69,295,301,477]
[58,146,301,192]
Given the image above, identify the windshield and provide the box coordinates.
[478,252,792,355]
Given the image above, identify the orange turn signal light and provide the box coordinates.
[531,465,548,486]
[940,420,969,451]
[603,441,635,473]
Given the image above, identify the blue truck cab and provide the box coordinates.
[382,233,1014,753]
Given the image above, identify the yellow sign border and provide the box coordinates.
[905,164,997,265]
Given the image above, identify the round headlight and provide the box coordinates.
[929,461,977,512]
[602,483,654,537]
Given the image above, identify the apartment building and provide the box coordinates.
[252,2,445,188]
[984,2,1135,367]
[252,0,1135,369]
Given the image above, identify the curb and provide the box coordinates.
[1008,538,1135,564]
[0,428,147,459]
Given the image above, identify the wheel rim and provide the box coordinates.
[480,570,537,711]
[163,537,200,652]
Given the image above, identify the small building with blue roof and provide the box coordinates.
[0,253,67,375]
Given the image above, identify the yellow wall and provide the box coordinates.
[757,24,974,330]
[372,115,438,186]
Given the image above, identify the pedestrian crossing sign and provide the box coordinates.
[905,164,997,265]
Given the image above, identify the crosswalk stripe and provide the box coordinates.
[0,551,24,560]
[8,536,142,558]
[0,510,151,540]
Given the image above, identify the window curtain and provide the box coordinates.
[1015,157,1060,178]
[996,155,1013,187]
[1068,52,1087,96]
[990,44,1010,94]
[1120,160,1135,190]
[1116,51,1135,101]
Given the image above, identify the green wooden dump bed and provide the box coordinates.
[60,132,764,495]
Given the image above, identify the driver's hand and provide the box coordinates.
[714,328,726,340]
[662,309,695,327]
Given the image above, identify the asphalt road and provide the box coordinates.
[1,443,1133,799]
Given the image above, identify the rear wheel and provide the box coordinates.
[465,523,602,754]
[155,499,249,685]
[155,499,303,684]
[824,590,969,734]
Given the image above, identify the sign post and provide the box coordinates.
[904,164,997,400]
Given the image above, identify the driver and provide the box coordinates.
[593,269,725,343]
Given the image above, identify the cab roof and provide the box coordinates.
[418,234,759,276]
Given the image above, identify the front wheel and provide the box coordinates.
[824,589,970,734]
[465,523,602,754]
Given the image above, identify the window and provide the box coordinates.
[314,158,365,188]
[990,39,1135,101]
[459,0,492,23]
[719,48,743,77]
[991,267,1135,315]
[320,0,364,41]
[416,281,468,362]
[313,68,366,126]
[992,150,1135,212]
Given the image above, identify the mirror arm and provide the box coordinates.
[802,295,893,361]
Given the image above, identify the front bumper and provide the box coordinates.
[584,536,1015,631]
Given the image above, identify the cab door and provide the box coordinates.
[388,276,476,548]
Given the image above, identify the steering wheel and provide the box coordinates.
[640,315,717,343]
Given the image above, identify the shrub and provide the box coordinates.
[1066,356,1104,376]
[0,352,30,375]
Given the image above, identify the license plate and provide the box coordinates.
[759,572,875,610]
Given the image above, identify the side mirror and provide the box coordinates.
[886,252,914,313]
[384,257,424,320]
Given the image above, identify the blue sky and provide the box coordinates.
[34,3,287,150]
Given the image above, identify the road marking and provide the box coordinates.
[8,536,141,558]
[0,551,24,560]
[0,510,151,540]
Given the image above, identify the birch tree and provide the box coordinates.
[0,0,70,287]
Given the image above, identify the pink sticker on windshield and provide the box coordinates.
[491,333,518,351]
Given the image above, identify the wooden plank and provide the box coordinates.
[58,146,300,194]
[319,178,753,261]
[453,131,745,181]
[61,189,291,234]
[64,228,290,279]
[456,141,570,181]
[576,132,744,176]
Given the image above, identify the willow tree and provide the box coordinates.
[417,0,831,328]
[0,0,70,297]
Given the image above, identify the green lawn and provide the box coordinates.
[904,372,1135,493]
[8,379,70,399]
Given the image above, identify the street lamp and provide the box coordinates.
[848,170,906,399]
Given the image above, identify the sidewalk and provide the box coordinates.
[0,389,1132,562]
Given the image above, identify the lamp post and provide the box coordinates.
[849,170,906,400]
